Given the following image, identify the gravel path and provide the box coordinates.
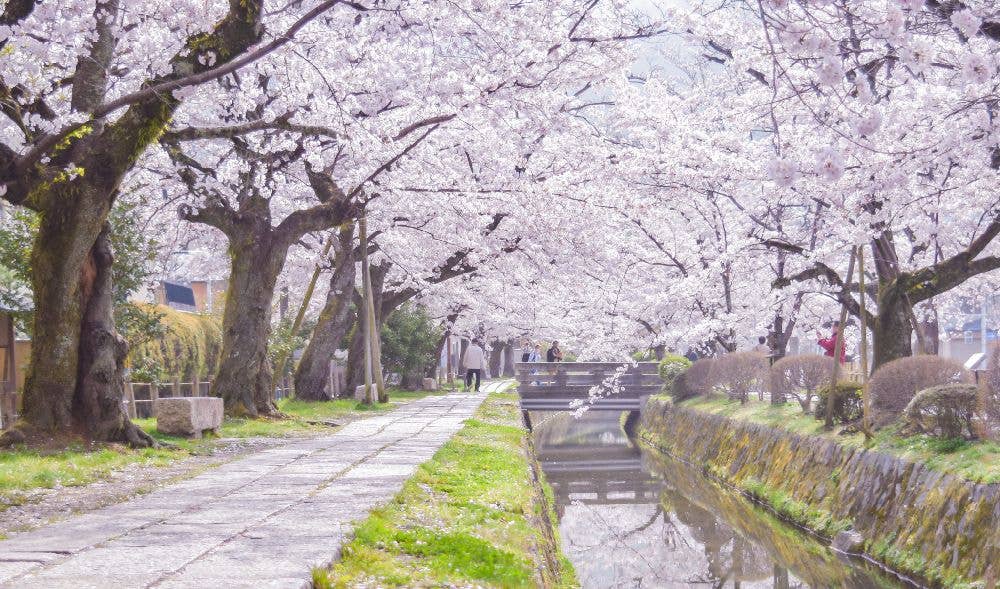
[0,393,484,589]
[0,437,285,538]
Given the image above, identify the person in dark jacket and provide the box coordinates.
[546,341,563,362]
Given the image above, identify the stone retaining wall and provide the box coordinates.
[639,398,1000,587]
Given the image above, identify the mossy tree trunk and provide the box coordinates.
[775,222,1000,372]
[180,169,354,416]
[294,223,357,400]
[872,282,914,370]
[212,234,287,416]
[0,1,270,446]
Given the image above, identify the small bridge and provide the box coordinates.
[514,362,660,427]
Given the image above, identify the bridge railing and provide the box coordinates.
[513,362,661,413]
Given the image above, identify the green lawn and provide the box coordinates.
[315,391,576,588]
[679,395,1000,484]
[1,388,447,509]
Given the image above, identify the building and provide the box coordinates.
[153,279,228,314]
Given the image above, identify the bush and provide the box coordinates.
[659,354,692,393]
[814,381,864,424]
[902,384,978,439]
[870,355,971,427]
[128,304,222,384]
[380,304,443,389]
[713,352,769,404]
[769,355,833,413]
[681,358,717,398]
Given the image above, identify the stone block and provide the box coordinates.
[832,530,865,553]
[421,377,438,391]
[156,397,223,438]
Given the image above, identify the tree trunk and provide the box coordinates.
[458,338,469,373]
[502,341,516,376]
[211,236,285,416]
[873,285,913,371]
[918,301,940,355]
[488,340,503,378]
[294,227,357,400]
[16,187,153,446]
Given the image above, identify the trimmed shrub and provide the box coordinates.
[814,381,864,424]
[659,354,692,394]
[769,355,833,413]
[903,384,978,439]
[128,304,223,384]
[870,356,971,427]
[713,352,769,404]
[682,358,717,398]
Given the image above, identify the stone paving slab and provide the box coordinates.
[0,393,484,588]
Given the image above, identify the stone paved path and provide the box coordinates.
[0,393,484,589]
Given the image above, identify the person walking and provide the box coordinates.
[546,341,563,362]
[528,344,542,362]
[462,339,486,392]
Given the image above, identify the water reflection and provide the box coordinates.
[534,411,911,589]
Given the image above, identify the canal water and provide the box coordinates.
[533,411,914,589]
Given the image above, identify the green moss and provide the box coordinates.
[680,396,1000,483]
[741,477,852,538]
[322,392,577,588]
[128,304,222,383]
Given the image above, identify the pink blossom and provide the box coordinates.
[766,158,799,188]
[950,9,982,38]
[960,53,995,85]
[815,147,845,181]
[816,57,844,86]
[900,39,933,74]
[899,0,923,10]
[853,111,882,137]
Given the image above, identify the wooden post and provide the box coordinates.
[125,381,137,419]
[150,383,160,417]
[858,246,872,437]
[826,247,858,430]
[359,215,375,405]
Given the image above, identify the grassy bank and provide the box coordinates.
[315,391,576,588]
[681,395,1000,484]
[646,396,997,587]
[1,389,443,509]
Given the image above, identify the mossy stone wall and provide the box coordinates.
[639,398,1000,587]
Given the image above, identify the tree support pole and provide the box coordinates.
[826,247,858,430]
[271,230,337,397]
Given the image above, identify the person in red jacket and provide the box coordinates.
[817,321,846,362]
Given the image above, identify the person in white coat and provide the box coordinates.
[462,340,486,392]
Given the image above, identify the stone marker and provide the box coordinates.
[422,377,439,391]
[832,529,865,553]
[355,385,369,402]
[156,397,223,438]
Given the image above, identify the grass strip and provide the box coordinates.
[315,391,577,588]
[680,395,1000,484]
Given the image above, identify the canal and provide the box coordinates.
[533,410,915,589]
